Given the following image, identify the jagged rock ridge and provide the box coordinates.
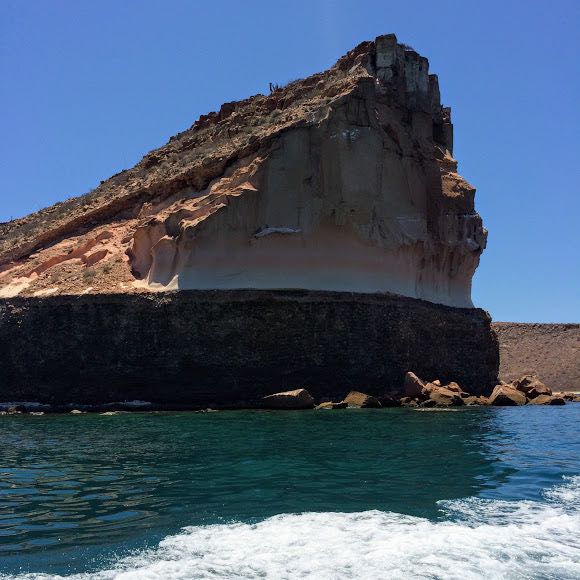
[0,34,486,307]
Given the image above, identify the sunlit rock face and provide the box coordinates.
[129,36,485,307]
[0,34,486,308]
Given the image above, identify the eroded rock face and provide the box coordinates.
[0,34,486,308]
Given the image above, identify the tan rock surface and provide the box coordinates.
[528,394,566,406]
[0,34,486,308]
[404,372,426,398]
[493,323,580,392]
[342,391,382,408]
[262,388,315,410]
[445,381,469,397]
[464,396,489,406]
[489,385,527,406]
[315,401,348,410]
[422,384,464,407]
[512,375,552,399]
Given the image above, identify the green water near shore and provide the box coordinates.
[1,406,579,578]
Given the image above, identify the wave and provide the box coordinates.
[6,476,580,580]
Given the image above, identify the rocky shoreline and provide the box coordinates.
[260,372,579,410]
[0,290,499,406]
[2,372,577,416]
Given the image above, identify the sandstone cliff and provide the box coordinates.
[0,34,486,308]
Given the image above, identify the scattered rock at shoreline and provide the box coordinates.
[342,391,382,408]
[486,375,569,406]
[404,372,425,399]
[402,371,571,408]
[554,392,580,402]
[262,389,315,410]
[512,375,552,399]
[445,382,469,398]
[464,396,489,406]
[528,394,566,406]
[423,384,464,407]
[0,371,574,414]
[315,401,348,410]
[400,397,418,408]
[489,385,527,406]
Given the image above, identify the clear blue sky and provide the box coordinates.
[1,0,578,322]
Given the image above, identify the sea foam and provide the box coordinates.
[6,477,580,580]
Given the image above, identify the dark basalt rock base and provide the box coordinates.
[0,290,499,406]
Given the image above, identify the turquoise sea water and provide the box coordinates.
[0,406,579,579]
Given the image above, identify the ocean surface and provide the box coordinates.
[0,405,579,579]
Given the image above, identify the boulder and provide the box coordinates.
[262,388,314,409]
[342,391,382,408]
[315,401,347,410]
[528,394,566,406]
[404,372,426,398]
[399,397,418,408]
[512,375,551,399]
[419,398,437,408]
[489,385,527,406]
[553,392,576,401]
[445,382,469,397]
[464,396,489,406]
[424,385,465,407]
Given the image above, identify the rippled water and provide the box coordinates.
[0,406,579,578]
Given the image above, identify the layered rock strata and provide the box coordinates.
[0,34,485,308]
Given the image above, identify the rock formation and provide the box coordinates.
[0,290,499,405]
[0,35,499,405]
[493,323,580,392]
[0,34,485,308]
